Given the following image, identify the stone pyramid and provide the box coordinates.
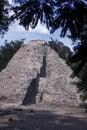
[0,40,81,106]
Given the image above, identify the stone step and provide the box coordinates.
[39,78,46,92]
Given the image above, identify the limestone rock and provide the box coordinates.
[0,40,81,106]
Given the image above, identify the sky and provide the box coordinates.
[0,0,73,50]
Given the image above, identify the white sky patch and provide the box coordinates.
[29,20,49,34]
[9,10,15,17]
[10,20,50,34]
[8,0,12,4]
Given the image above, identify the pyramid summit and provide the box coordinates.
[0,40,81,106]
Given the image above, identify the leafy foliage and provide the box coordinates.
[10,0,54,30]
[48,38,72,61]
[0,39,24,71]
[0,0,10,36]
[11,0,87,39]
[69,42,87,77]
[51,0,87,39]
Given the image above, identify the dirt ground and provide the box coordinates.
[0,104,87,130]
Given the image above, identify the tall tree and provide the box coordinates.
[48,38,72,61]
[0,39,24,71]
